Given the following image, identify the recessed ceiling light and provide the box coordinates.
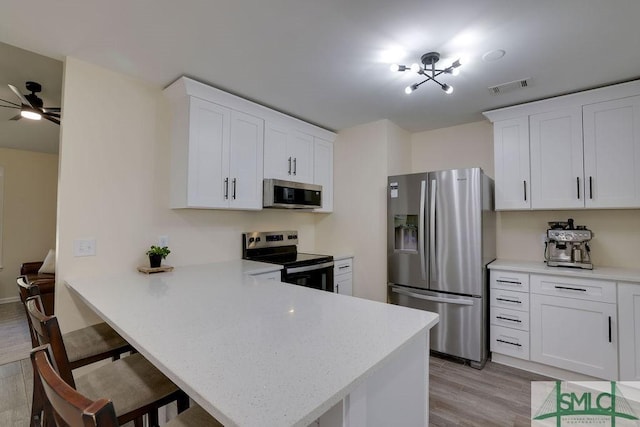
[482,49,506,62]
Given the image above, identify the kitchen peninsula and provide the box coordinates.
[66,260,439,426]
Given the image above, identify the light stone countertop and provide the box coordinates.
[489,259,640,283]
[332,254,354,261]
[66,260,437,427]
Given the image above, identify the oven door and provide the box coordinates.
[283,261,334,292]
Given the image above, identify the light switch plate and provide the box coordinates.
[74,239,96,257]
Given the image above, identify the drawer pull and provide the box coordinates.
[497,338,522,347]
[338,265,350,270]
[496,297,521,304]
[496,316,521,323]
[608,316,612,343]
[554,285,587,292]
[496,279,522,285]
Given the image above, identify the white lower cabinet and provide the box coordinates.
[490,270,530,360]
[530,274,617,380]
[334,258,353,296]
[618,282,640,380]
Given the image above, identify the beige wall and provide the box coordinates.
[315,120,411,302]
[0,148,58,301]
[56,58,318,331]
[411,120,494,177]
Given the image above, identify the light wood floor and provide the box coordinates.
[430,355,552,426]
[0,302,31,366]
[0,302,551,426]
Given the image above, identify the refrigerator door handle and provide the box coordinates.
[429,179,437,281]
[419,180,427,280]
[390,286,474,306]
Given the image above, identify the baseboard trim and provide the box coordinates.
[491,353,604,381]
[0,296,20,304]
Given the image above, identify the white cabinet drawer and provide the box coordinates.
[490,325,530,360]
[491,289,530,311]
[491,271,529,292]
[490,306,529,331]
[530,274,616,303]
[334,258,353,276]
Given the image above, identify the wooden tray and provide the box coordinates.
[137,265,174,274]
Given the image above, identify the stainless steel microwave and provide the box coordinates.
[263,179,322,209]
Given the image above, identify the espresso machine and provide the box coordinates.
[544,218,593,269]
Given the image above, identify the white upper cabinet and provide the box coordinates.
[583,95,640,208]
[172,96,264,210]
[529,107,584,209]
[484,79,640,210]
[164,77,335,211]
[313,137,333,212]
[228,110,264,209]
[493,117,531,210]
[264,121,314,184]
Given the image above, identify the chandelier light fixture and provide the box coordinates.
[391,51,463,95]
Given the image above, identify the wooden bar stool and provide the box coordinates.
[26,296,190,427]
[32,345,222,427]
[17,276,133,368]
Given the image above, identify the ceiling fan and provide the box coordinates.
[0,81,61,125]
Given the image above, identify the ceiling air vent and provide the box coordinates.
[488,78,531,95]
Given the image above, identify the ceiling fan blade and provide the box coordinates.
[0,97,21,107]
[43,111,61,118]
[43,115,60,125]
[42,107,61,112]
[10,113,22,121]
[0,104,20,110]
[8,84,33,107]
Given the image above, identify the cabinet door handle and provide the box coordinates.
[336,284,339,294]
[497,338,522,347]
[293,157,297,175]
[523,181,527,201]
[224,178,229,200]
[554,285,586,292]
[232,178,237,200]
[288,157,292,175]
[608,316,612,343]
[496,297,521,304]
[589,176,593,199]
[496,316,522,323]
[496,279,522,285]
[576,176,580,199]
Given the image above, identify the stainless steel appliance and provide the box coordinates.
[263,179,322,209]
[544,218,593,269]
[242,230,334,291]
[387,168,496,368]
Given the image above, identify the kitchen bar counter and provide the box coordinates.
[66,260,438,427]
[489,259,640,283]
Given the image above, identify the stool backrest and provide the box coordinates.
[17,276,41,348]
[31,345,119,427]
[26,296,75,386]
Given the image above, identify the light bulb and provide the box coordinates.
[390,64,400,72]
[405,85,414,95]
[410,63,421,73]
[21,110,42,120]
[442,84,453,94]
[451,68,460,76]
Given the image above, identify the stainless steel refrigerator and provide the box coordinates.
[387,168,495,368]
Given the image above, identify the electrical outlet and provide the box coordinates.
[158,235,169,247]
[74,239,96,257]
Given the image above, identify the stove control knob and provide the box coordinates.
[249,237,255,243]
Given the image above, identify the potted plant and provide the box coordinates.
[146,245,170,268]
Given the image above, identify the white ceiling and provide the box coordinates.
[1,0,640,152]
